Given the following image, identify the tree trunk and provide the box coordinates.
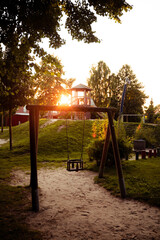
[9,108,12,150]
[1,110,3,133]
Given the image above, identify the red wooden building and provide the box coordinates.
[6,106,29,126]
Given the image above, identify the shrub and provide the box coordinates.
[87,119,133,167]
[135,123,157,148]
[154,124,160,147]
[87,138,133,167]
[123,122,139,138]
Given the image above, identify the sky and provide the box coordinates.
[41,0,160,107]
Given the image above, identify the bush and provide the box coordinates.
[154,124,160,146]
[123,122,139,138]
[135,123,157,148]
[87,120,133,167]
[87,138,133,167]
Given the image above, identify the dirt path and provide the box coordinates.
[11,168,160,240]
[0,138,9,146]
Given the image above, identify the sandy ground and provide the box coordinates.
[10,168,160,240]
[0,138,9,146]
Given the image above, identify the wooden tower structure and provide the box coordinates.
[70,84,92,119]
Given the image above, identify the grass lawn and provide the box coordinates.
[0,119,160,239]
[90,158,160,207]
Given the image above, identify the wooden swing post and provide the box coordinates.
[27,105,126,211]
[98,110,126,198]
[98,120,111,178]
[29,107,39,212]
[107,110,126,198]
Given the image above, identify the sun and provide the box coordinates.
[59,94,71,106]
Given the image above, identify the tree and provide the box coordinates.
[0,1,132,50]
[109,73,122,119]
[145,99,156,123]
[117,65,148,120]
[33,54,74,105]
[87,61,111,107]
[0,88,6,133]
[87,63,147,120]
[0,46,34,150]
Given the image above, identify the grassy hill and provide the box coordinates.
[0,119,94,169]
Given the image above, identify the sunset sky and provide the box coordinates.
[41,0,160,107]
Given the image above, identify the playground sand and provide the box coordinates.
[10,168,160,240]
[0,138,9,146]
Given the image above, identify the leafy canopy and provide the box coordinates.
[0,0,132,49]
[0,0,132,112]
[117,65,148,115]
[87,61,111,107]
[88,62,148,118]
[145,99,156,123]
[33,54,74,105]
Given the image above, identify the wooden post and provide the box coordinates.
[107,111,126,198]
[9,108,12,150]
[141,150,146,159]
[29,108,39,212]
[99,124,111,178]
[35,108,39,154]
[148,149,152,158]
[1,109,4,133]
[135,151,139,160]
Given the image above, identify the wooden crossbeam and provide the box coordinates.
[26,105,117,113]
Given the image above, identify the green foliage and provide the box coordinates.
[87,61,111,107]
[0,1,132,49]
[91,119,108,139]
[123,122,160,148]
[33,54,66,105]
[145,99,156,123]
[117,64,148,117]
[109,73,121,119]
[87,138,104,165]
[135,123,157,148]
[123,122,139,137]
[33,54,75,106]
[88,63,147,118]
[153,124,160,146]
[87,137,133,167]
[0,46,34,111]
[87,119,133,166]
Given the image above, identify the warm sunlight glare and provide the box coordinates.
[59,94,71,106]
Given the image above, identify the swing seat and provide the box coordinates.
[67,159,83,171]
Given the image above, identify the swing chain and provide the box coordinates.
[65,114,85,161]
[80,116,86,160]
[66,118,70,161]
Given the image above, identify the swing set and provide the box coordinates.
[27,105,126,212]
